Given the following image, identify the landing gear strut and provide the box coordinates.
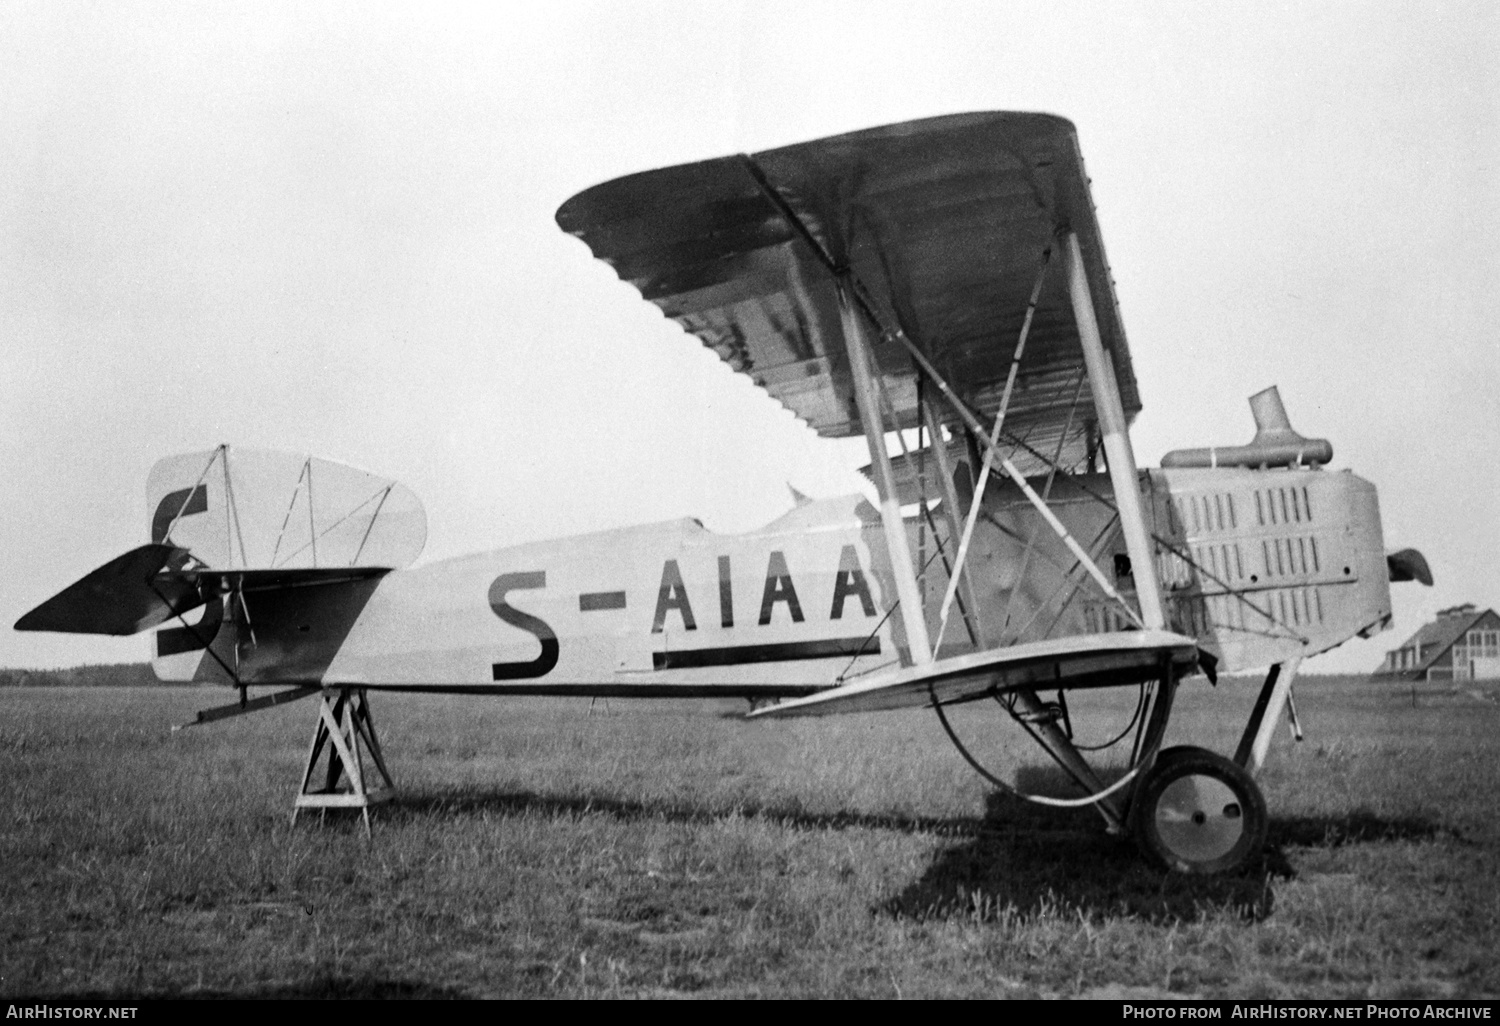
[933,654,1269,875]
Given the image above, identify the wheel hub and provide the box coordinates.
[1154,773,1244,863]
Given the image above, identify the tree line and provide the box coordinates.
[0,663,173,687]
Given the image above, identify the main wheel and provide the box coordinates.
[1129,746,1268,875]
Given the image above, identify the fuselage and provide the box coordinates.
[155,493,903,695]
[149,465,1394,694]
[326,493,900,694]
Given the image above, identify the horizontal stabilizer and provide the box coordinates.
[174,566,391,593]
[14,544,196,635]
[748,630,1201,719]
[150,565,392,685]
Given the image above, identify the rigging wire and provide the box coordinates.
[160,446,223,547]
[927,682,1148,809]
[741,153,1296,652]
[999,367,1090,641]
[877,378,978,648]
[996,428,1308,645]
[148,578,243,699]
[273,484,398,568]
[834,545,948,684]
[1071,682,1149,753]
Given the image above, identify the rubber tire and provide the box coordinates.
[1129,745,1268,875]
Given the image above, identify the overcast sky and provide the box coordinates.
[2,1,1495,674]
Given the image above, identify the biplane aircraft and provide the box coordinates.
[16,112,1431,875]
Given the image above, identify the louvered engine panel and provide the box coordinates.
[1147,467,1391,672]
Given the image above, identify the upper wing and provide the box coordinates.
[556,111,1138,474]
[748,630,1200,719]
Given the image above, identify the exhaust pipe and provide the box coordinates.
[1161,386,1334,469]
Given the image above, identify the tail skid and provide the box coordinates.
[172,684,320,731]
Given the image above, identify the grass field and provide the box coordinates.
[2,674,1497,999]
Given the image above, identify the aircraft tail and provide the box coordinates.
[17,446,427,686]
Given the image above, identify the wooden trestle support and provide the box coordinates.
[292,687,394,837]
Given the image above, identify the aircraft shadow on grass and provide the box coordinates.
[23,799,1451,1002]
[882,766,1453,925]
[385,787,982,840]
[382,771,1450,928]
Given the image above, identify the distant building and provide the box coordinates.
[1374,604,1500,682]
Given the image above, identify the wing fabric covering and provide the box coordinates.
[557,112,1140,475]
[749,630,1201,719]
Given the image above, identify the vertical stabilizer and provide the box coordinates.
[145,446,426,683]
